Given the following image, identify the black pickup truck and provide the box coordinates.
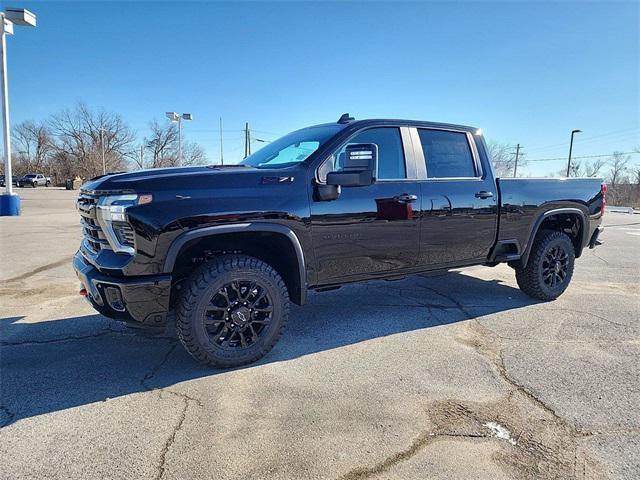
[74,115,605,367]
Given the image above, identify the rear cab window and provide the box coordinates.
[418,129,477,178]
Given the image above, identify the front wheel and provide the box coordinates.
[515,230,575,301]
[176,255,289,368]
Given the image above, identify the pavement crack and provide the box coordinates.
[496,351,565,424]
[338,429,496,480]
[141,342,179,390]
[154,395,190,480]
[336,430,436,480]
[589,250,609,265]
[3,256,73,283]
[141,342,202,480]
[0,329,136,347]
[419,285,473,319]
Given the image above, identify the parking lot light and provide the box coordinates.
[165,111,192,166]
[0,7,37,216]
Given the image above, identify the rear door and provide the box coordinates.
[413,128,498,267]
[310,126,421,284]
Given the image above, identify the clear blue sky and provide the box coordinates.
[6,0,640,175]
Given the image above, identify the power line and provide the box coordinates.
[525,128,640,153]
[525,151,638,162]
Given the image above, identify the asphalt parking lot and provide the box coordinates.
[1,187,638,480]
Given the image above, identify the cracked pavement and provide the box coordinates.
[1,188,639,479]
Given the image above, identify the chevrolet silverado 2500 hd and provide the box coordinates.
[74,115,606,367]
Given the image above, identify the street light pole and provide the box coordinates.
[165,112,192,167]
[1,14,13,197]
[100,128,106,174]
[566,129,582,177]
[177,117,182,166]
[0,8,36,216]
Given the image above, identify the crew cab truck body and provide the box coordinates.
[73,116,605,367]
[18,173,51,187]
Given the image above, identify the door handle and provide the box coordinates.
[394,193,418,203]
[475,191,494,199]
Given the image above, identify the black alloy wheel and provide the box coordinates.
[176,254,289,368]
[205,280,274,350]
[541,245,569,289]
[516,230,575,301]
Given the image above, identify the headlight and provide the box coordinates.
[96,194,152,254]
[98,194,138,222]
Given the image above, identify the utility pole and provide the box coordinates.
[243,122,251,159]
[219,117,224,165]
[513,143,521,177]
[139,145,144,169]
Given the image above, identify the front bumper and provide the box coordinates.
[73,251,172,328]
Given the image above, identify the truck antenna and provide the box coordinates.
[337,113,354,124]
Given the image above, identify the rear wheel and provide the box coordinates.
[515,230,575,300]
[176,255,289,368]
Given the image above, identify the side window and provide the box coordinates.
[418,129,477,178]
[334,127,406,180]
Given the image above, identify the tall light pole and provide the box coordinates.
[0,8,36,216]
[100,128,106,175]
[165,112,192,166]
[566,129,582,177]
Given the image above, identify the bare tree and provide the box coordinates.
[487,141,526,177]
[48,103,136,179]
[182,141,207,166]
[606,151,630,186]
[143,120,178,168]
[583,157,608,177]
[563,157,609,178]
[11,121,54,176]
[141,120,207,169]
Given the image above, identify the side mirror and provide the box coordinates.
[326,143,377,187]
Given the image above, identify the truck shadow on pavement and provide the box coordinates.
[0,271,540,426]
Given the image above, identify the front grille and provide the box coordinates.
[81,216,111,252]
[78,192,112,253]
[113,221,135,248]
[77,191,135,254]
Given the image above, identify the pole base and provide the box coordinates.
[0,194,21,216]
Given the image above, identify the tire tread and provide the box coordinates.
[176,254,289,368]
[515,230,575,301]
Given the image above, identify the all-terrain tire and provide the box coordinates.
[176,254,289,368]
[515,230,575,301]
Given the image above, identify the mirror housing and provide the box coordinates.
[326,143,377,187]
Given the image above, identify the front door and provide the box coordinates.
[310,127,421,284]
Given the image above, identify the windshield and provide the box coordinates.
[240,125,343,169]
[25,174,36,178]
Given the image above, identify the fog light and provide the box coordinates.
[104,286,125,312]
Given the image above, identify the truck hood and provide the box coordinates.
[81,165,292,194]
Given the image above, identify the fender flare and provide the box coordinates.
[164,222,307,304]
[520,207,587,267]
